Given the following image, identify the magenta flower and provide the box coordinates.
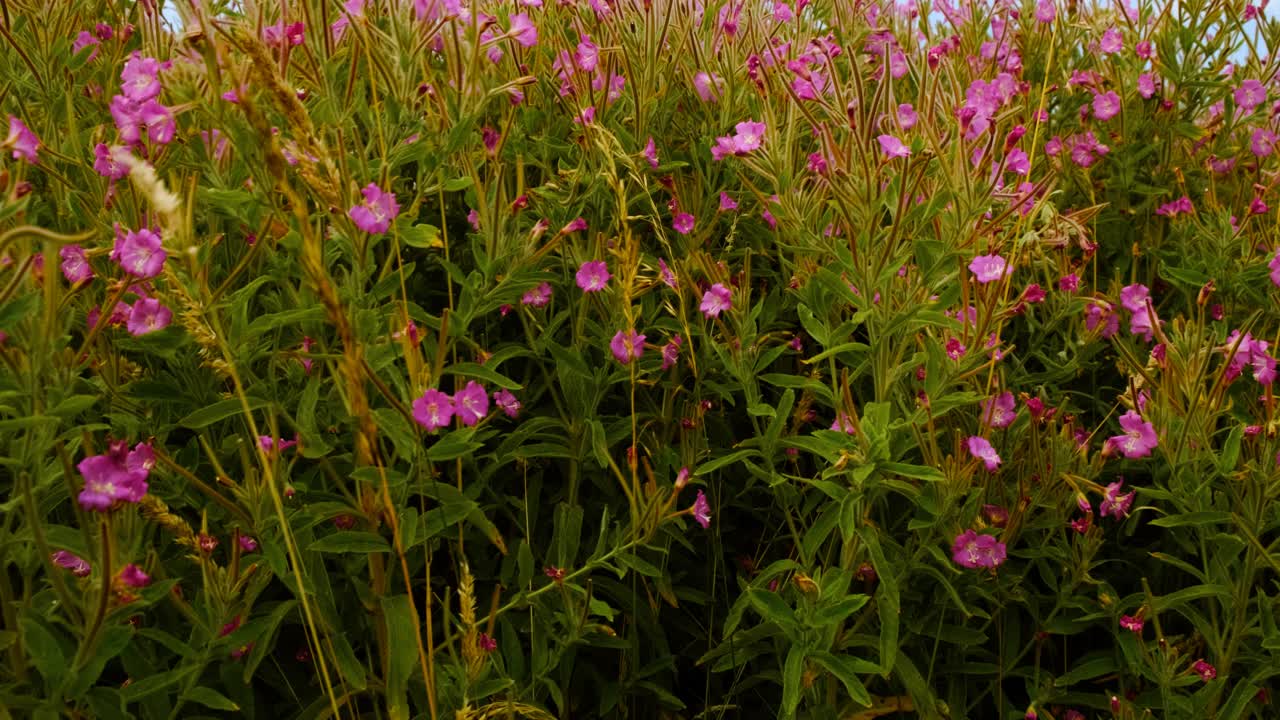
[831,413,856,434]
[576,260,611,292]
[691,489,711,528]
[454,381,490,426]
[952,529,1007,569]
[1035,0,1055,23]
[348,183,400,234]
[733,120,766,153]
[120,563,151,588]
[610,329,645,364]
[52,550,91,577]
[700,283,732,318]
[658,258,677,288]
[120,55,164,102]
[508,13,538,46]
[139,100,175,144]
[1138,73,1157,99]
[643,137,659,168]
[521,282,552,307]
[1107,411,1158,459]
[412,389,455,432]
[493,389,521,418]
[1270,248,1280,287]
[561,217,588,234]
[1235,79,1266,113]
[263,21,306,48]
[112,226,167,279]
[693,71,724,103]
[1092,90,1122,121]
[1192,659,1217,682]
[60,245,93,284]
[897,103,918,129]
[968,254,1010,284]
[966,436,1002,471]
[672,212,695,235]
[126,298,172,336]
[945,337,966,360]
[78,441,152,512]
[661,335,682,370]
[718,192,739,211]
[1100,480,1135,518]
[1119,614,1144,633]
[93,143,130,179]
[981,392,1016,428]
[259,435,298,452]
[877,134,911,159]
[1099,26,1123,54]
[239,535,259,552]
[5,116,39,163]
[73,31,100,60]
[1251,127,1276,157]
[807,152,828,175]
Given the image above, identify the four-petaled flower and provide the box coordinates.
[610,329,646,364]
[673,212,695,235]
[967,436,1002,471]
[1099,480,1135,519]
[348,183,400,234]
[952,529,1007,569]
[700,283,732,318]
[981,391,1017,428]
[1106,411,1158,459]
[576,260,611,292]
[878,134,911,159]
[691,489,712,528]
[969,254,1010,284]
[413,388,455,432]
[78,441,153,512]
[454,381,490,426]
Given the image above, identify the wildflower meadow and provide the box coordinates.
[2,0,1280,718]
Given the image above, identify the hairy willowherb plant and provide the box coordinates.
[0,0,1279,719]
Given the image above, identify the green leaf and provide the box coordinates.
[426,429,483,461]
[781,646,805,719]
[19,617,67,689]
[616,552,662,578]
[811,652,873,707]
[858,526,899,675]
[811,595,870,626]
[443,362,523,390]
[695,449,760,475]
[1149,512,1232,528]
[309,531,390,553]
[382,595,419,720]
[1053,654,1119,687]
[184,687,240,711]
[329,633,368,690]
[401,223,442,248]
[747,588,798,631]
[1218,425,1243,475]
[553,503,584,568]
[179,397,271,429]
[247,307,327,336]
[878,461,945,482]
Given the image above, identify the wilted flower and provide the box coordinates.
[493,389,521,418]
[691,490,711,528]
[239,535,259,552]
[1100,480,1135,518]
[120,563,151,588]
[52,550,91,577]
[4,116,40,163]
[1192,659,1217,681]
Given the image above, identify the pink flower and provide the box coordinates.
[574,106,596,125]
[1119,614,1144,633]
[93,143,130,179]
[521,282,552,307]
[260,435,298,453]
[691,489,711,528]
[52,550,91,577]
[700,283,732,318]
[952,529,1007,569]
[672,212,695,235]
[968,254,1010,284]
[945,337,966,360]
[263,21,306,49]
[348,183,400,234]
[807,152,828,175]
[981,392,1017,428]
[643,137,659,168]
[1192,659,1217,682]
[1022,283,1046,303]
[719,192,739,211]
[1107,411,1158,459]
[1092,90,1122,121]
[508,13,538,47]
[1269,248,1280,287]
[412,389,455,432]
[1034,0,1056,23]
[831,413,856,434]
[138,100,175,144]
[1136,40,1154,59]
[1099,26,1123,54]
[1251,127,1276,157]
[467,209,481,231]
[877,134,911,159]
[661,335,682,370]
[77,441,152,511]
[693,71,724,102]
[675,467,690,489]
[966,436,1002,471]
[610,329,645,364]
[1058,273,1080,292]
[493,389,521,418]
[1235,79,1267,113]
[113,226,167,279]
[897,103,918,129]
[120,563,151,588]
[239,535,259,552]
[5,116,39,163]
[126,298,172,336]
[299,336,315,374]
[120,56,164,102]
[732,120,766,153]
[1138,73,1157,99]
[73,31,100,60]
[437,382,486,431]
[561,217,588,234]
[60,245,93,284]
[656,258,677,289]
[1251,196,1270,215]
[576,260,611,292]
[1120,283,1150,313]
[1100,480,1135,518]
